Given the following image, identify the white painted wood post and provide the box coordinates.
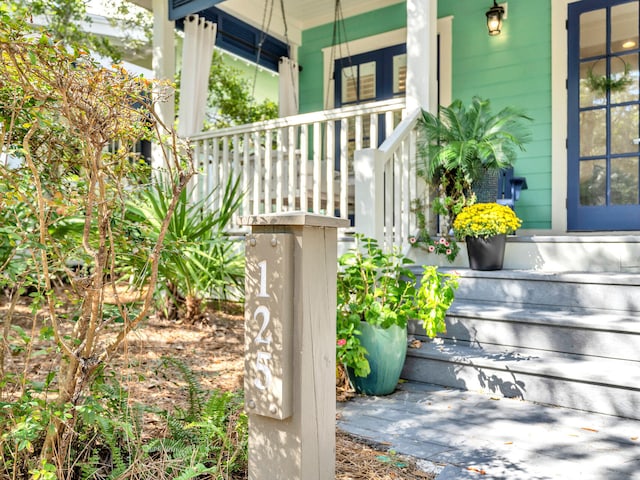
[406,0,437,113]
[354,149,384,241]
[240,213,349,480]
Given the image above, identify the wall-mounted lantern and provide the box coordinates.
[486,1,505,36]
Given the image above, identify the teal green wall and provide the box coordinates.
[298,3,407,113]
[298,0,553,230]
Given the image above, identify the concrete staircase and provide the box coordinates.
[402,268,640,419]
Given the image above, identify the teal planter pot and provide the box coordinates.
[348,322,408,396]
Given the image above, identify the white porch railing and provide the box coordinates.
[354,108,424,252]
[189,98,406,230]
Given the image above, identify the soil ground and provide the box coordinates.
[1,296,434,479]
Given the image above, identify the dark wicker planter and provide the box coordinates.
[465,234,507,271]
[472,169,500,203]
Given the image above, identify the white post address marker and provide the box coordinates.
[241,212,349,480]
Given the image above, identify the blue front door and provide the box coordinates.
[567,0,640,231]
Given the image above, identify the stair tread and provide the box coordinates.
[407,339,640,388]
[447,299,640,333]
[435,267,640,285]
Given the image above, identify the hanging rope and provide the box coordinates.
[278,0,298,113]
[325,0,353,109]
[252,0,275,97]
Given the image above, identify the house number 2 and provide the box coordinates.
[244,233,293,420]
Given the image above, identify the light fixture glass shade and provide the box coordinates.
[486,1,505,36]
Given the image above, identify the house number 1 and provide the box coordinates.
[244,233,293,420]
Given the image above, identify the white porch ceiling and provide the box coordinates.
[133,0,403,45]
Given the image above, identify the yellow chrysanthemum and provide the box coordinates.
[453,202,522,239]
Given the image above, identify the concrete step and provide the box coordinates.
[402,339,640,419]
[410,267,640,312]
[409,300,640,361]
[407,235,640,273]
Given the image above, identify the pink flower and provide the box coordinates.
[444,241,450,247]
[409,236,417,244]
[439,237,447,245]
[428,245,436,253]
[446,249,452,255]
[337,338,347,347]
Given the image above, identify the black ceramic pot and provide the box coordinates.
[465,234,506,271]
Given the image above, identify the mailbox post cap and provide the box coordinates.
[239,212,350,228]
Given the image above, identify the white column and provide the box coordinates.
[406,0,437,114]
[152,0,175,170]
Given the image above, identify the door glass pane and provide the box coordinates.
[580,9,606,58]
[581,59,607,106]
[580,159,607,206]
[611,157,639,204]
[580,109,606,156]
[612,2,639,54]
[393,54,407,96]
[611,104,639,154]
[359,61,376,101]
[610,53,639,104]
[341,66,358,104]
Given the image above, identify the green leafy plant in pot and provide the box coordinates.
[336,235,458,396]
[416,96,532,233]
[453,202,522,271]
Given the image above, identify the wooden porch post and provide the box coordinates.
[406,0,437,113]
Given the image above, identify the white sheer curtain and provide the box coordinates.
[178,15,217,137]
[278,56,299,117]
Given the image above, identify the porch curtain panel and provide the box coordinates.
[278,56,299,117]
[178,15,217,137]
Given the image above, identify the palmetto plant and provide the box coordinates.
[418,96,532,186]
[417,97,532,223]
[126,174,244,322]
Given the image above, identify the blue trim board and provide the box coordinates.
[169,0,224,21]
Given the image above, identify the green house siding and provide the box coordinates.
[298,2,406,113]
[297,0,553,230]
[440,0,552,229]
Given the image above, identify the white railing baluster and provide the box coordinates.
[401,139,410,248]
[191,139,201,205]
[242,132,250,217]
[231,134,240,226]
[326,120,335,217]
[252,132,262,215]
[340,118,348,220]
[221,136,229,212]
[300,124,308,213]
[384,158,394,250]
[312,122,321,213]
[288,125,296,210]
[211,139,220,213]
[264,130,272,214]
[276,128,284,212]
[370,113,378,149]
[355,115,363,151]
[203,139,212,213]
[385,111,394,141]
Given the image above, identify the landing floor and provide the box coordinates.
[337,382,640,480]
